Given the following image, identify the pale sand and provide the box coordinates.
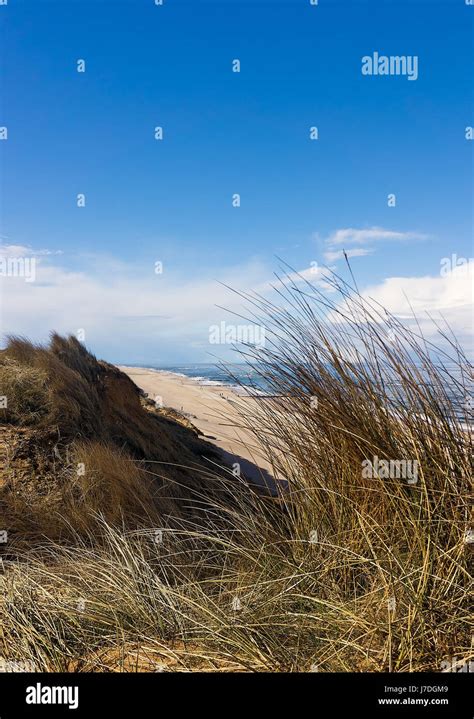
[118,367,281,495]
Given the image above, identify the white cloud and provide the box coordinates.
[331,260,474,349]
[326,227,427,247]
[318,226,430,268]
[1,247,471,361]
[0,252,279,360]
[363,262,473,317]
[0,244,62,257]
[324,248,373,262]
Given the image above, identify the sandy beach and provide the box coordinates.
[118,366,280,495]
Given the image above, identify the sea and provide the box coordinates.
[135,363,271,395]
[132,362,472,425]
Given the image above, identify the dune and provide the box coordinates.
[0,335,261,544]
[0,266,470,674]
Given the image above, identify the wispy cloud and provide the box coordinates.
[320,226,429,266]
[0,243,63,257]
[323,248,373,262]
[326,227,428,247]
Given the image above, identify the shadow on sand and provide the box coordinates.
[217,448,288,498]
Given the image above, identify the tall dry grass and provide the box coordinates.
[218,266,473,670]
[0,271,472,672]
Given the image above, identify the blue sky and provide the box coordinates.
[0,0,473,363]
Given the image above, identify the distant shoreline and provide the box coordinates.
[120,364,271,396]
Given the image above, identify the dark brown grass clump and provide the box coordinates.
[0,333,237,543]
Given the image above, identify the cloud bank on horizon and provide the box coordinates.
[1,226,472,364]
